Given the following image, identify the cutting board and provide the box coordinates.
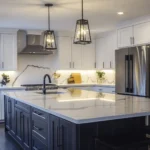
[71,73,82,84]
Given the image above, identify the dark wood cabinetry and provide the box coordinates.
[15,102,31,150]
[5,97,16,136]
[5,95,150,150]
[4,96,31,150]
[49,115,77,150]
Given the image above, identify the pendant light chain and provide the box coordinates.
[48,6,50,30]
[82,0,83,20]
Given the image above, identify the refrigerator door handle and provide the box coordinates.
[129,55,133,93]
[125,55,129,92]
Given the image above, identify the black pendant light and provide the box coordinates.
[44,4,57,50]
[74,0,92,45]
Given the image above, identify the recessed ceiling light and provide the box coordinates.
[117,12,124,15]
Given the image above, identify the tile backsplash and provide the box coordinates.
[56,70,115,85]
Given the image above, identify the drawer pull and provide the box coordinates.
[33,146,43,150]
[33,147,39,150]
[33,112,45,119]
[34,111,42,116]
[34,126,43,131]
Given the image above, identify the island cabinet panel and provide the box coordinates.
[15,107,23,144]
[4,96,32,150]
[4,97,15,134]
[77,123,97,150]
[49,115,77,150]
[14,103,31,150]
[32,108,49,146]
[32,135,48,150]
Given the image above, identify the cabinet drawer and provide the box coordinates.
[15,100,30,112]
[32,119,48,146]
[32,108,48,122]
[32,135,47,150]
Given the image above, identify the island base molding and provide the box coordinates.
[4,95,150,150]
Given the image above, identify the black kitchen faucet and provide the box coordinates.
[43,74,52,94]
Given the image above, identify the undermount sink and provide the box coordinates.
[36,90,66,95]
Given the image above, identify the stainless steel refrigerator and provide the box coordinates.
[115,45,150,97]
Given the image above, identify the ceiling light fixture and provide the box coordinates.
[117,12,124,15]
[44,4,57,50]
[74,0,92,45]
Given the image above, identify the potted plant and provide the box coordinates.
[96,71,105,84]
[1,73,10,86]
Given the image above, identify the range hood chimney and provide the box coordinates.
[18,30,54,55]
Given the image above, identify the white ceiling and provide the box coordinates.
[0,0,150,33]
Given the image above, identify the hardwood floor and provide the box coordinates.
[0,124,22,150]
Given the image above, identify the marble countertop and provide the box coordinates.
[0,86,25,90]
[57,83,115,88]
[4,88,150,124]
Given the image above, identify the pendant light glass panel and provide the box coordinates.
[74,19,91,45]
[44,30,57,50]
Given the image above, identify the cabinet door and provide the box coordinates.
[72,40,82,69]
[96,38,106,69]
[82,40,96,69]
[58,37,72,69]
[0,92,4,121]
[4,97,15,136]
[0,34,17,70]
[117,26,133,48]
[96,37,111,69]
[134,22,150,45]
[108,32,117,69]
[15,107,23,145]
[5,97,12,130]
[49,115,60,150]
[59,119,77,150]
[22,111,31,150]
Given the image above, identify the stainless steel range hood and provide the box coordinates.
[18,30,54,55]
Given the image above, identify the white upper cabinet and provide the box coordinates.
[96,32,117,70]
[117,21,150,48]
[0,33,17,71]
[71,41,82,69]
[96,38,107,69]
[57,36,96,70]
[117,26,133,48]
[57,37,72,69]
[82,40,96,69]
[134,22,150,45]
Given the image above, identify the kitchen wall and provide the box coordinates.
[0,55,115,86]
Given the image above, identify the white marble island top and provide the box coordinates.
[3,89,150,124]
